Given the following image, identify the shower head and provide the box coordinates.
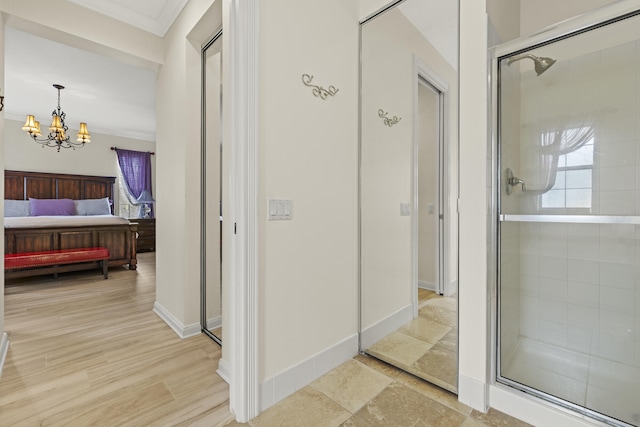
[507,53,557,76]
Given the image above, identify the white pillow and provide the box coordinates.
[74,198,112,216]
[4,200,31,217]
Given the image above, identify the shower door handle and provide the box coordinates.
[505,168,526,195]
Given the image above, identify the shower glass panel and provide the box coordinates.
[498,12,640,427]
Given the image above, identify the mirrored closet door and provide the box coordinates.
[360,0,459,392]
[201,30,223,344]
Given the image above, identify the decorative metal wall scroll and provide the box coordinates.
[378,109,401,127]
[302,74,339,100]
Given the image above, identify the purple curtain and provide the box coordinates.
[115,148,154,218]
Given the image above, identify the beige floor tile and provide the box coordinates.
[311,359,393,413]
[397,372,471,416]
[339,415,371,426]
[461,418,489,427]
[411,343,457,390]
[353,354,404,380]
[367,331,433,368]
[422,296,458,312]
[400,316,452,344]
[354,382,466,426]
[470,408,534,427]
[419,304,457,327]
[251,386,351,427]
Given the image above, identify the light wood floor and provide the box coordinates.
[0,252,234,427]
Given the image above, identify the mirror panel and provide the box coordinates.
[360,0,459,392]
[202,32,223,343]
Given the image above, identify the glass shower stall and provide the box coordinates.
[495,8,640,427]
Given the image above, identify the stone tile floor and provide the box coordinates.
[223,354,532,427]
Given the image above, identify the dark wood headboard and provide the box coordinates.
[4,170,116,203]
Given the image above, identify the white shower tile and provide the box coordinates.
[519,233,539,255]
[568,259,599,285]
[568,304,599,330]
[600,238,636,264]
[520,254,539,277]
[599,190,636,215]
[567,326,594,354]
[568,237,599,261]
[540,320,568,347]
[538,235,568,258]
[567,223,599,238]
[601,286,635,314]
[568,281,600,307]
[520,274,539,296]
[540,298,568,324]
[600,262,634,289]
[600,223,636,240]
[540,256,568,280]
[539,278,568,301]
[595,140,635,168]
[597,333,635,365]
[599,309,634,337]
[600,166,636,192]
[520,295,540,318]
[599,115,636,143]
[520,316,539,341]
[539,223,568,237]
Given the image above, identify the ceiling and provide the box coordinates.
[4,0,188,143]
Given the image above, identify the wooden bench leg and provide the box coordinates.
[102,260,108,279]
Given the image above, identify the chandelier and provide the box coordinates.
[22,84,91,152]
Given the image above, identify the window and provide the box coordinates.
[541,128,594,209]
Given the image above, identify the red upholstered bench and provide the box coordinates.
[5,247,110,280]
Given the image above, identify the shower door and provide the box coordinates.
[497,10,640,427]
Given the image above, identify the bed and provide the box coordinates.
[4,170,138,278]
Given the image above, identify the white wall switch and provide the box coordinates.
[427,203,435,214]
[268,199,293,220]
[400,202,411,216]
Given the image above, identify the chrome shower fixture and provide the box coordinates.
[507,53,557,76]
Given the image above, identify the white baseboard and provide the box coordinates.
[259,333,358,412]
[490,384,606,427]
[458,374,489,412]
[207,316,222,330]
[445,279,458,297]
[217,358,231,384]
[360,304,413,350]
[0,333,8,378]
[153,302,201,339]
[418,280,436,291]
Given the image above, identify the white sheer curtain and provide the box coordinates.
[524,123,594,194]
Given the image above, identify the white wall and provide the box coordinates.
[520,0,618,37]
[155,0,220,335]
[257,0,359,381]
[458,0,490,411]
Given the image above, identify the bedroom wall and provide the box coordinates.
[154,0,219,335]
[257,0,359,394]
[3,119,156,208]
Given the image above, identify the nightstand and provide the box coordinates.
[135,218,156,252]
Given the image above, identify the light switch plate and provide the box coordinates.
[268,199,293,220]
[400,202,411,216]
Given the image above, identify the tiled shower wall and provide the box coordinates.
[509,39,640,369]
